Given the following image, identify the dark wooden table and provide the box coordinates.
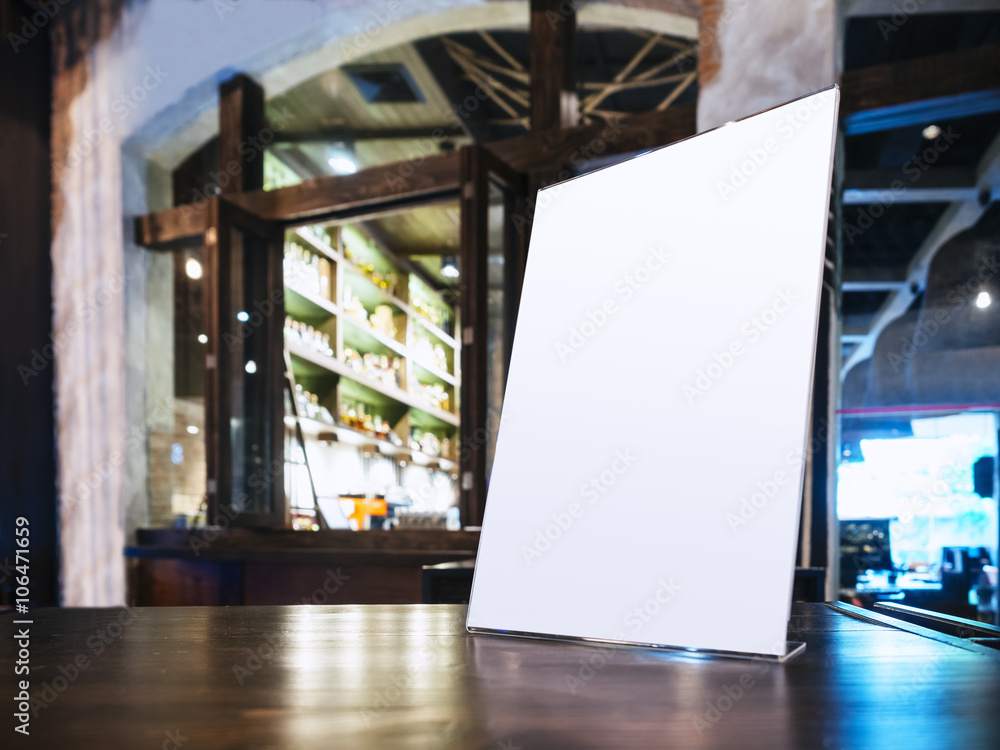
[4,603,999,749]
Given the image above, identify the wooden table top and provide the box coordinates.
[4,602,999,749]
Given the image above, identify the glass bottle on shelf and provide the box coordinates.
[316,398,334,425]
[309,252,321,296]
[294,384,309,416]
[318,257,332,301]
[307,393,321,421]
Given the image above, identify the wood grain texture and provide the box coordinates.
[135,105,696,247]
[488,103,697,173]
[4,603,998,749]
[134,527,481,552]
[530,0,578,132]
[235,150,462,221]
[219,74,265,194]
[134,203,208,248]
[840,45,1000,116]
[134,559,243,607]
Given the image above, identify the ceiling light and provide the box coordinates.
[236,311,249,322]
[245,360,257,374]
[197,334,208,344]
[976,291,991,309]
[186,425,200,435]
[185,258,203,279]
[328,156,358,174]
[922,124,941,140]
[441,255,459,279]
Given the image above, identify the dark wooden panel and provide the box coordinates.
[275,126,466,142]
[0,3,58,608]
[219,74,265,194]
[135,105,696,242]
[235,149,461,221]
[134,527,480,552]
[6,604,999,748]
[459,146,486,526]
[530,0,578,132]
[172,136,219,206]
[840,44,1000,121]
[135,558,242,606]
[135,203,208,247]
[243,563,422,604]
[489,102,697,173]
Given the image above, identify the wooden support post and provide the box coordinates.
[219,73,266,194]
[529,0,578,131]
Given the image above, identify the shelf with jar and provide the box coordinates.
[283,219,460,391]
[244,210,465,424]
[285,333,459,427]
[281,218,462,528]
[408,272,457,347]
[283,371,458,466]
[340,225,459,353]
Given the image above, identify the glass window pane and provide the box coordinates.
[837,204,1000,620]
[485,180,507,483]
[145,242,207,527]
[225,226,279,517]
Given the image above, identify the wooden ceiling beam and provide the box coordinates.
[233,149,462,222]
[414,37,493,142]
[136,105,697,247]
[487,102,696,173]
[135,203,208,249]
[840,45,1000,134]
[274,126,466,143]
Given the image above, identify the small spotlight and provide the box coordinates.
[245,360,257,374]
[976,291,991,309]
[236,311,249,322]
[197,334,208,344]
[328,156,358,174]
[441,255,459,279]
[186,425,200,435]
[922,124,941,140]
[185,258,203,279]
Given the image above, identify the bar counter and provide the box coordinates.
[125,528,479,605]
[4,602,999,749]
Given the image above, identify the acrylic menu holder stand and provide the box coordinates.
[466,87,840,662]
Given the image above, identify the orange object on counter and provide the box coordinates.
[339,495,387,530]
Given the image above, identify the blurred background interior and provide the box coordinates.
[1,0,998,627]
